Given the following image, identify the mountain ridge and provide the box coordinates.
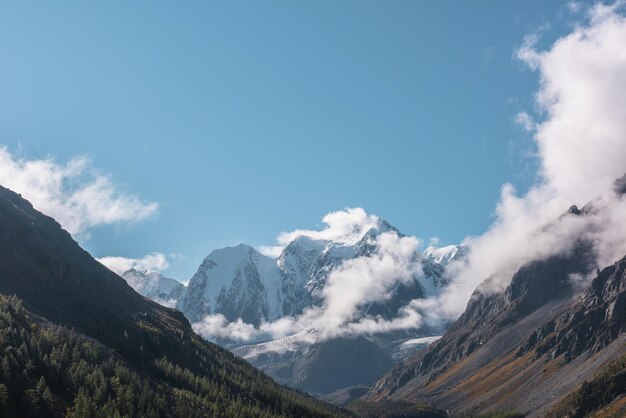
[0,185,346,417]
[367,243,626,416]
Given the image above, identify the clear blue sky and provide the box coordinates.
[0,1,582,279]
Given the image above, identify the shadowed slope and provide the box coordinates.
[0,185,345,417]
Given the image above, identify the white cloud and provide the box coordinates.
[192,314,259,342]
[567,2,582,14]
[98,252,169,275]
[429,2,626,320]
[0,147,158,237]
[259,207,382,257]
[515,111,535,132]
[314,231,421,338]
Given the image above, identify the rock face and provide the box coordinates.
[180,244,284,325]
[519,255,626,362]
[368,245,626,417]
[614,172,626,195]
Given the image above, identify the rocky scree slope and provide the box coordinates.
[368,241,626,416]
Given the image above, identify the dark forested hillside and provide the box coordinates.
[0,186,345,418]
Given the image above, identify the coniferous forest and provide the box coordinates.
[0,294,345,418]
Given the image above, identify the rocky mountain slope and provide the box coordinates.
[368,240,626,416]
[0,185,345,417]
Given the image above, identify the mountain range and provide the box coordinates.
[0,185,345,417]
[366,183,626,417]
[123,220,463,330]
[2,176,626,417]
[117,176,626,417]
[120,219,465,400]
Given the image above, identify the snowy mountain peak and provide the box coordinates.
[205,243,261,263]
[121,269,184,308]
[180,243,285,325]
[423,244,467,265]
[169,213,466,343]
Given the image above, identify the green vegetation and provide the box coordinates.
[550,352,626,418]
[0,294,346,418]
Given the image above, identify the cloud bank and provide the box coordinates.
[194,228,425,343]
[432,1,626,320]
[0,147,158,237]
[98,252,170,275]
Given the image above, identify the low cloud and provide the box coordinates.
[0,147,158,237]
[98,252,169,275]
[192,314,259,342]
[195,230,427,343]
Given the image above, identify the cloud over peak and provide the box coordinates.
[259,207,383,257]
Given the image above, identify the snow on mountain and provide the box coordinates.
[179,244,285,325]
[177,216,467,341]
[234,328,318,362]
[123,211,468,396]
[121,269,185,308]
[423,244,467,265]
[391,336,442,361]
[179,218,402,328]
[421,244,467,292]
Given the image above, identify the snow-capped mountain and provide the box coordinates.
[121,216,466,399]
[423,244,466,265]
[177,218,465,335]
[117,215,466,354]
[422,244,468,289]
[121,268,185,308]
[179,244,284,324]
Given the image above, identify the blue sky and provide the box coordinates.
[0,1,586,279]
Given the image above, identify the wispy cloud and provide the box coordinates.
[0,146,158,237]
[514,111,535,132]
[98,252,169,275]
[480,46,496,65]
